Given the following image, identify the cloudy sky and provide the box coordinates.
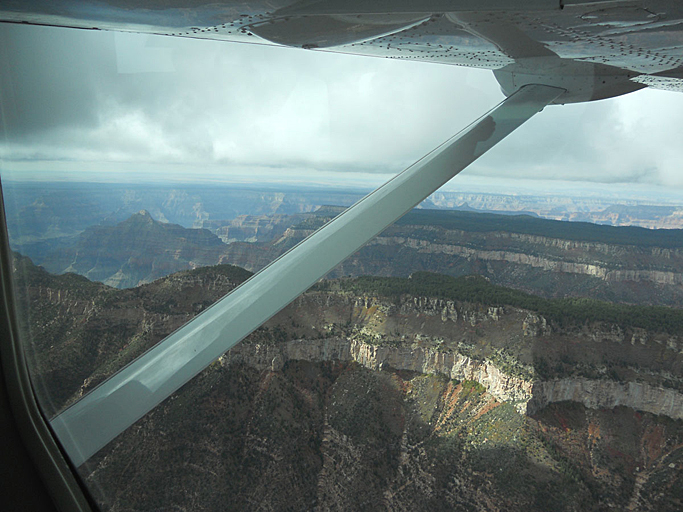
[1,22,683,200]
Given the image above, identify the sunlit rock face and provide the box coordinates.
[223,338,683,420]
[528,379,683,419]
[222,290,683,421]
[221,338,535,411]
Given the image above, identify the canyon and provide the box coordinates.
[12,257,683,510]
[18,206,683,309]
[219,208,683,306]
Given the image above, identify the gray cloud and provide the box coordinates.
[467,88,683,189]
[2,22,683,191]
[0,25,117,139]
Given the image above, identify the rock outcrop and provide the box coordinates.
[372,235,683,286]
[221,338,534,410]
[217,209,683,305]
[528,378,683,419]
[221,336,683,420]
[220,286,683,422]
[42,211,228,288]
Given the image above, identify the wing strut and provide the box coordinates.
[51,84,564,466]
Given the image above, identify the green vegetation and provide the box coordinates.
[461,379,486,394]
[395,209,683,248]
[11,251,110,299]
[296,208,683,248]
[292,216,332,231]
[181,263,253,282]
[489,348,534,380]
[332,272,683,334]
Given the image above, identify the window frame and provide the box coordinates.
[0,179,93,512]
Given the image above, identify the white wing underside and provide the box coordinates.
[2,1,683,92]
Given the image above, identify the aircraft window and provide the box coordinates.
[2,19,683,512]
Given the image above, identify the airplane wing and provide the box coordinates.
[1,1,683,95]
[2,0,682,468]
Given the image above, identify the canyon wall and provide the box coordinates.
[221,336,683,420]
[528,378,683,419]
[221,338,533,410]
[367,231,683,286]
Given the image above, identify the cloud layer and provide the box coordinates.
[2,23,683,190]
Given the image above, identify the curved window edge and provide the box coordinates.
[0,179,94,512]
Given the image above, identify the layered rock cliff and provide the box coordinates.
[221,288,683,421]
[372,234,683,285]
[221,337,534,410]
[20,205,683,306]
[222,337,683,420]
[217,208,683,306]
